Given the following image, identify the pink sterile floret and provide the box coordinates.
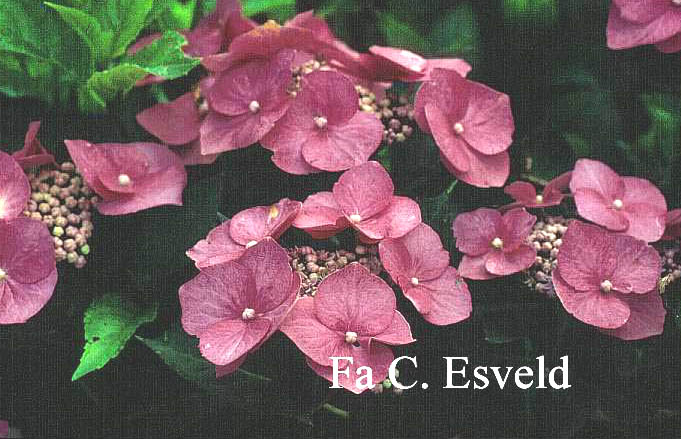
[179,238,300,377]
[503,171,572,209]
[379,222,472,325]
[280,263,414,394]
[0,217,58,324]
[607,0,681,53]
[11,121,55,169]
[552,221,665,340]
[201,49,296,154]
[0,151,31,220]
[187,198,302,269]
[414,68,514,188]
[453,207,537,280]
[261,70,384,174]
[64,140,187,216]
[292,161,421,242]
[569,158,667,243]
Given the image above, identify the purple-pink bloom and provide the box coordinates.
[10,121,55,169]
[261,70,384,174]
[179,238,300,375]
[569,158,667,243]
[0,420,7,438]
[453,208,537,280]
[293,161,421,242]
[662,208,681,240]
[379,223,472,325]
[64,140,187,215]
[201,49,296,154]
[0,216,58,324]
[414,68,514,188]
[503,171,572,209]
[552,221,665,340]
[0,151,31,220]
[607,0,681,53]
[280,263,414,394]
[187,198,302,268]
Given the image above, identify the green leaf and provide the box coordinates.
[242,0,296,21]
[78,63,148,113]
[44,2,106,63]
[378,12,428,53]
[123,31,200,78]
[72,294,158,381]
[428,3,480,62]
[152,0,198,31]
[504,0,558,26]
[105,0,154,58]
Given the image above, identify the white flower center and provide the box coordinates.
[0,268,7,282]
[612,199,623,210]
[248,100,261,113]
[245,240,258,248]
[600,280,613,293]
[410,277,419,286]
[491,237,504,249]
[453,122,464,135]
[535,194,544,203]
[349,214,362,223]
[314,116,328,129]
[118,174,131,187]
[242,308,256,320]
[344,331,358,344]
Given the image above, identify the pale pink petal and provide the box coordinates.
[452,208,500,256]
[292,192,349,238]
[198,318,271,365]
[423,58,472,79]
[620,176,667,242]
[136,93,201,145]
[570,159,625,203]
[416,267,472,326]
[353,196,422,241]
[440,148,510,188]
[0,151,30,220]
[573,189,629,232]
[0,267,57,324]
[299,71,358,124]
[0,217,56,284]
[499,208,536,251]
[215,354,247,378]
[186,220,245,269]
[414,68,468,134]
[504,181,537,205]
[426,103,470,172]
[556,221,614,291]
[261,119,321,175]
[12,121,55,169]
[172,141,220,166]
[484,245,536,276]
[333,161,394,220]
[609,234,662,294]
[456,254,499,280]
[229,198,302,245]
[200,110,278,154]
[371,311,415,345]
[600,291,666,340]
[459,82,514,155]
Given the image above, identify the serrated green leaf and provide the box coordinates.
[105,0,154,58]
[44,2,105,63]
[123,31,200,78]
[78,63,148,113]
[152,0,198,31]
[378,12,428,53]
[72,294,158,381]
[242,0,296,21]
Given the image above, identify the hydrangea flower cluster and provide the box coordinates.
[607,0,681,53]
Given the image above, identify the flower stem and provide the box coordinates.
[520,173,549,186]
[445,179,458,196]
[321,403,350,419]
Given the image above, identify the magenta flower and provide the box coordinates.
[10,121,55,169]
[0,217,58,324]
[64,140,187,215]
[280,263,414,394]
[607,0,681,53]
[503,171,572,209]
[201,49,296,154]
[414,68,514,188]
[662,208,681,240]
[379,223,472,325]
[0,151,30,220]
[187,198,302,269]
[261,70,383,174]
[293,161,421,242]
[0,420,7,438]
[179,238,300,375]
[569,159,667,243]
[453,208,537,280]
[552,221,665,340]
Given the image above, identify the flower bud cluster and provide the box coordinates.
[288,58,330,96]
[657,243,681,293]
[23,162,97,268]
[289,244,382,296]
[371,368,406,396]
[356,86,415,145]
[523,216,568,297]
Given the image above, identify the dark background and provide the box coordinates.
[1,0,680,438]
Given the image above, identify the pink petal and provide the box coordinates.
[423,58,472,79]
[439,148,510,188]
[414,68,468,133]
[457,254,498,280]
[0,151,30,220]
[198,318,271,365]
[0,267,57,324]
[556,221,615,291]
[459,81,514,156]
[609,234,662,294]
[0,217,56,284]
[415,267,472,326]
[504,181,537,205]
[379,222,450,284]
[498,208,536,251]
[484,245,536,276]
[607,3,681,50]
[452,208,501,256]
[200,110,279,154]
[292,192,349,238]
[179,262,257,335]
[301,111,383,172]
[12,121,55,169]
[353,196,422,241]
[371,311,415,345]
[172,140,220,166]
[261,118,321,175]
[600,291,666,340]
[215,354,248,378]
[663,208,681,240]
[236,238,299,312]
[425,103,470,172]
[314,263,397,336]
[367,46,427,81]
[620,176,667,242]
[136,93,201,145]
[305,342,394,394]
[333,161,394,221]
[656,32,681,53]
[186,220,245,269]
[298,71,359,125]
[552,268,630,329]
[572,189,629,232]
[229,198,302,245]
[570,159,625,204]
